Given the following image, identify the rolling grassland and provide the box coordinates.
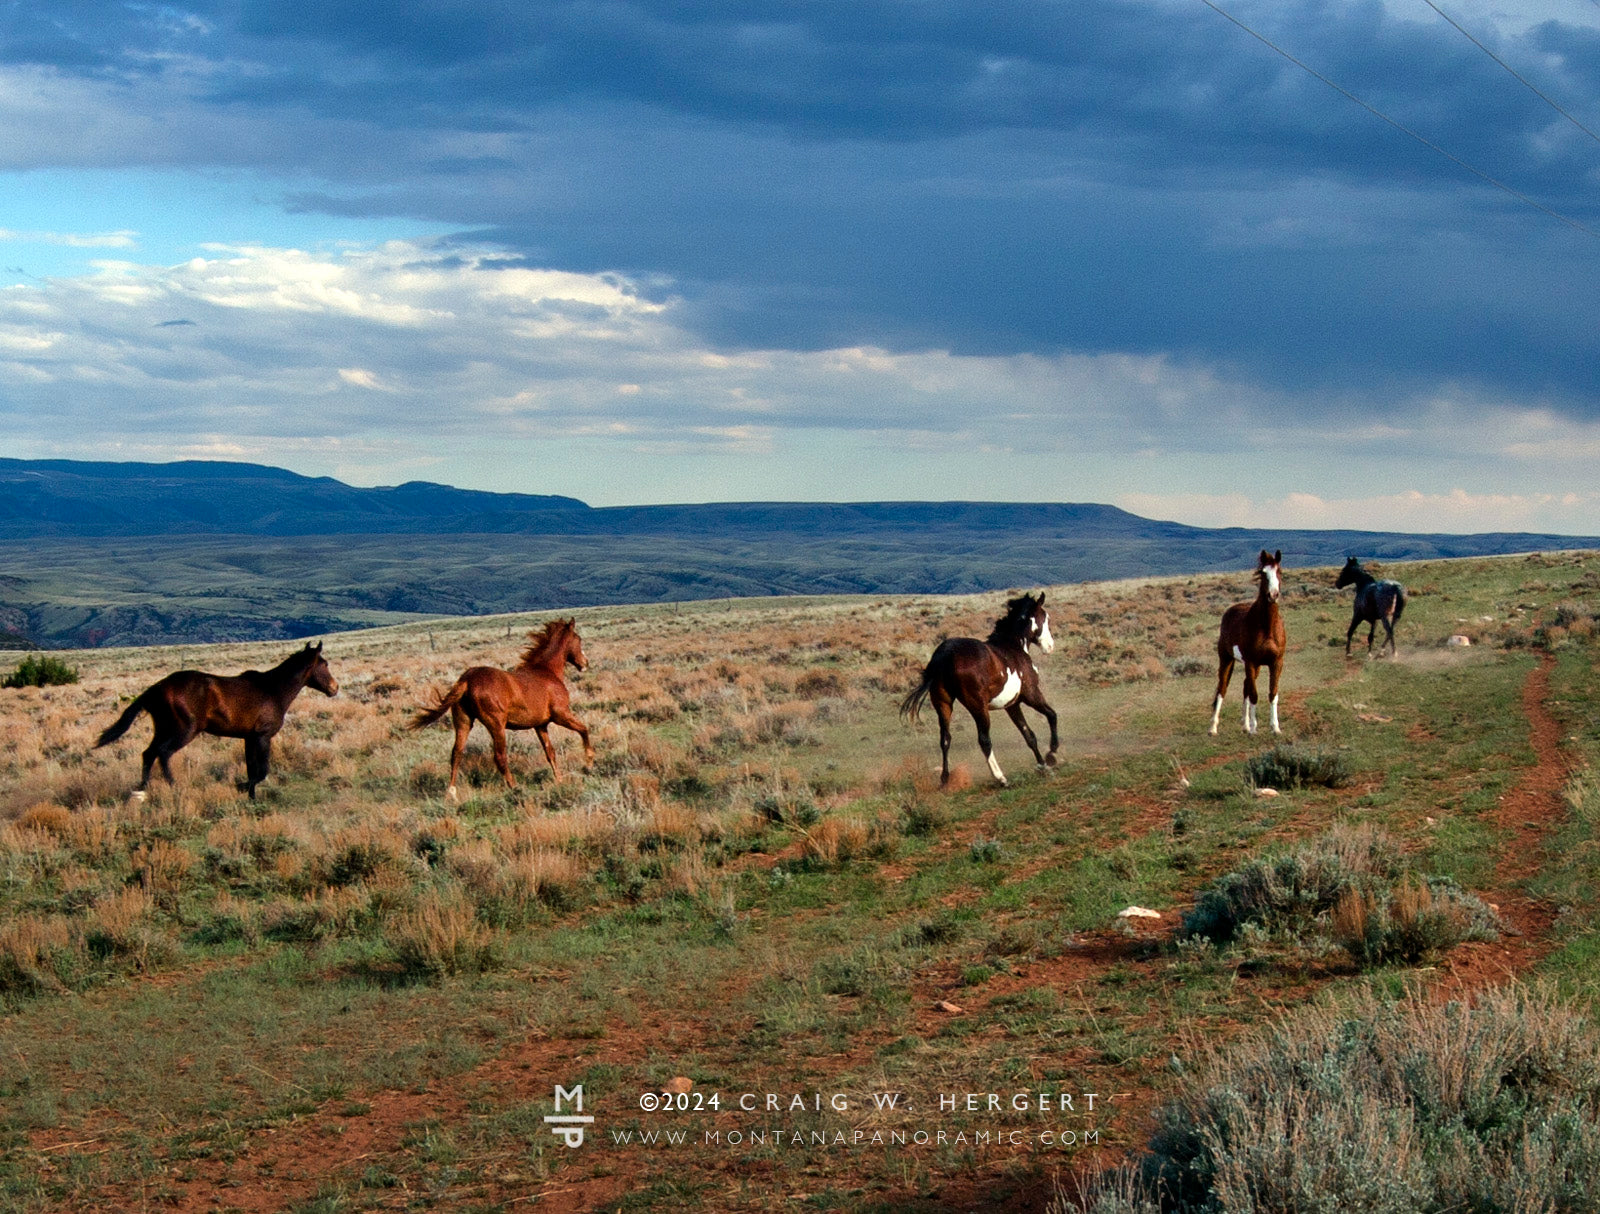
[0,553,1597,1211]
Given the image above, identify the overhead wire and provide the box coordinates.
[1197,0,1600,241]
[1420,0,1600,147]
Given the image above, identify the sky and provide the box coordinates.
[2,0,1600,533]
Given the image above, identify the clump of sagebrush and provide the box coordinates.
[1244,743,1350,790]
[1074,986,1600,1214]
[2,654,80,688]
[1182,824,1498,963]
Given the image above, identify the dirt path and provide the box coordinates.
[1437,653,1571,991]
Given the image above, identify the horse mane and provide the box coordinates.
[519,619,575,668]
[987,594,1038,646]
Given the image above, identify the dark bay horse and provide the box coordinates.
[411,618,593,799]
[95,641,338,800]
[900,592,1058,786]
[1336,556,1407,657]
[1209,550,1286,736]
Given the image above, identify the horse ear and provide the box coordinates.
[1273,549,1282,565]
[1037,591,1046,605]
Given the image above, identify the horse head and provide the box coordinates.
[1001,592,1054,653]
[303,641,339,696]
[562,619,589,672]
[1256,550,1283,603]
[1334,556,1363,589]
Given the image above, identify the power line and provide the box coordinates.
[1198,0,1600,242]
[1421,0,1600,148]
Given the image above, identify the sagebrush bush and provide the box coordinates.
[1077,987,1600,1214]
[386,887,500,978]
[1182,825,1498,963]
[1244,743,1351,790]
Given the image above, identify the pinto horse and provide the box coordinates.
[95,641,338,800]
[1335,556,1407,657]
[411,618,594,799]
[1208,550,1286,736]
[900,592,1058,786]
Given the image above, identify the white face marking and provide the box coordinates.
[989,669,1022,709]
[1038,613,1055,654]
[1263,564,1281,601]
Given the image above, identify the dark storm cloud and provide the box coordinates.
[7,0,1600,411]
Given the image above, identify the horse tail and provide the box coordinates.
[1390,584,1407,625]
[410,678,469,729]
[900,664,936,723]
[95,688,154,748]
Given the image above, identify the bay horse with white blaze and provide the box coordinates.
[1209,550,1286,736]
[410,618,593,799]
[95,641,338,800]
[900,592,1058,786]
[1335,556,1406,657]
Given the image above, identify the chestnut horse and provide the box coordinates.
[95,641,338,800]
[411,618,593,799]
[1335,556,1407,657]
[1208,550,1286,736]
[900,592,1058,786]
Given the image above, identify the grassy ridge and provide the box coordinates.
[0,552,1595,1210]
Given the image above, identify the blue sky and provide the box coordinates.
[2,0,1600,532]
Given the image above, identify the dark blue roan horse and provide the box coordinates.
[900,592,1058,786]
[1335,557,1407,657]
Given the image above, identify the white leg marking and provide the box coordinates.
[1208,695,1223,735]
[1244,701,1257,734]
[1270,695,1281,734]
[1232,644,1245,664]
[986,750,1007,785]
[128,789,147,804]
[446,783,460,803]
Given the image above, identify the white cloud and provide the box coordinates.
[0,228,137,248]
[1119,488,1600,535]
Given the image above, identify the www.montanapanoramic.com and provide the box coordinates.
[611,1127,1103,1149]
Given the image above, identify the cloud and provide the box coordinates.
[0,228,137,248]
[0,1,1597,419]
[1117,486,1600,535]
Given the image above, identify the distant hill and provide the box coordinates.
[0,459,1594,647]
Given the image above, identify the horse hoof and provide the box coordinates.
[445,784,460,803]
[1044,753,1058,767]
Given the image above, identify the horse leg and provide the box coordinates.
[242,734,271,800]
[1006,703,1047,770]
[1209,657,1234,735]
[550,706,594,769]
[1242,664,1259,734]
[1030,694,1059,766]
[487,718,517,789]
[969,703,1006,786]
[1383,614,1397,657]
[534,725,561,780]
[1345,614,1358,657]
[932,685,955,785]
[446,706,472,802]
[1267,659,1283,734]
[1367,619,1377,653]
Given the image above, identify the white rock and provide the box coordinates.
[1255,787,1280,798]
[1447,635,1472,647]
[1118,906,1161,920]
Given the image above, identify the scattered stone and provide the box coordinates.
[1118,906,1161,920]
[1425,816,1436,826]
[1356,713,1392,723]
[935,1000,965,1014]
[1447,635,1472,647]
[663,1076,693,1095]
[1254,787,1280,798]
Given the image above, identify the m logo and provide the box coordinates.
[544,1084,593,1148]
